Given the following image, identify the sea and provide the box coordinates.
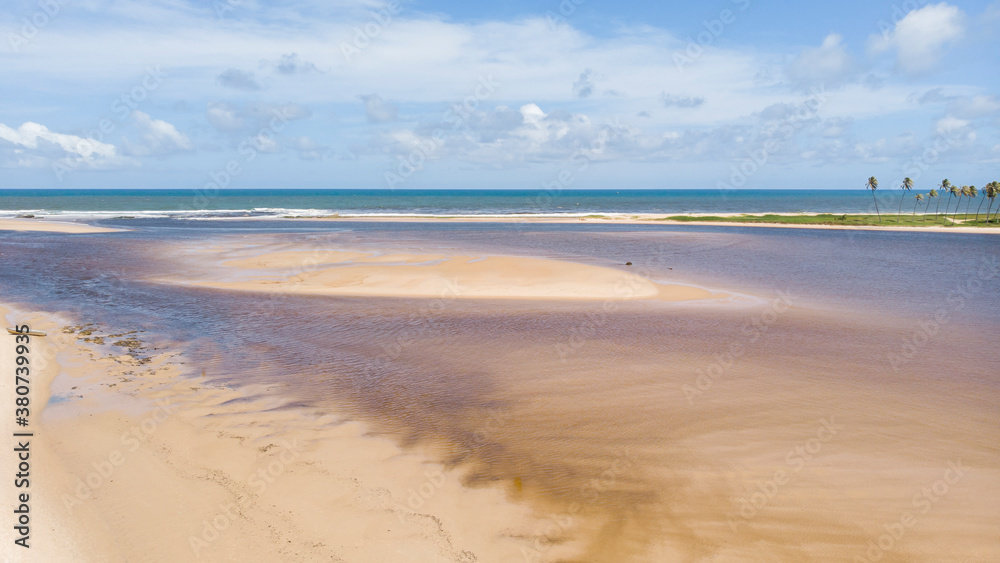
[0,188,891,218]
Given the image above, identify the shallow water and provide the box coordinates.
[2,220,998,561]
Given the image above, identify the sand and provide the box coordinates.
[0,303,569,562]
[0,219,123,234]
[164,248,721,302]
[285,213,1000,234]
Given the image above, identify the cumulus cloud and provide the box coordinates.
[869,3,964,73]
[365,103,672,168]
[216,68,262,91]
[0,121,121,168]
[660,93,705,108]
[125,111,192,156]
[572,69,597,98]
[206,102,245,132]
[787,34,856,88]
[360,94,398,123]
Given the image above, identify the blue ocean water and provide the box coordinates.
[0,188,887,218]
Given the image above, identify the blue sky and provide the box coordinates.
[1,0,998,190]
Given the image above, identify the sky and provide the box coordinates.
[1,0,998,190]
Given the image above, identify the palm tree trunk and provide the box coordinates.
[953,196,962,220]
[965,197,972,219]
[976,194,986,222]
[871,191,881,222]
[913,200,919,215]
[898,194,904,221]
[943,196,952,221]
[934,196,942,221]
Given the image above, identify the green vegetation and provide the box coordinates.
[654,214,1000,227]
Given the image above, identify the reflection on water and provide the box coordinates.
[2,222,998,561]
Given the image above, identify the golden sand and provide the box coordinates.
[0,304,561,562]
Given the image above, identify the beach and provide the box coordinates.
[0,303,564,562]
[1,219,998,562]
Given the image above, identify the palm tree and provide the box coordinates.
[964,185,977,220]
[925,189,938,222]
[913,193,924,216]
[986,183,999,224]
[947,184,961,222]
[937,179,952,221]
[866,176,880,223]
[975,184,989,222]
[898,177,913,221]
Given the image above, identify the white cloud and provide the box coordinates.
[788,34,855,88]
[206,102,245,132]
[0,121,121,168]
[126,111,192,156]
[869,3,964,73]
[935,115,969,135]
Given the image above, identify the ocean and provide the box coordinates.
[0,188,890,218]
